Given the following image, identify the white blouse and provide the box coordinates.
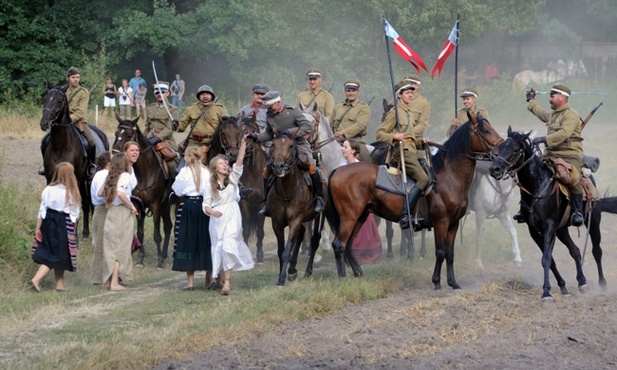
[90,169,108,207]
[172,164,210,197]
[38,184,80,223]
[111,172,132,206]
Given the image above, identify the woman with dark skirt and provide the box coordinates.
[171,146,212,290]
[29,162,81,292]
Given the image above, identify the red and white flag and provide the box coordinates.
[431,20,459,78]
[384,19,427,73]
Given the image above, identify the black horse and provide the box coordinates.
[490,128,617,299]
[112,115,173,268]
[40,83,109,238]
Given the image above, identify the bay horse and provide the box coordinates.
[490,128,617,299]
[267,131,325,286]
[326,113,503,289]
[112,115,172,268]
[40,83,109,238]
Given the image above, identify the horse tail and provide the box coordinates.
[324,169,341,235]
[598,196,617,215]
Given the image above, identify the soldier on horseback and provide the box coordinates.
[447,88,490,138]
[145,81,179,179]
[514,84,585,226]
[247,91,325,216]
[375,78,430,230]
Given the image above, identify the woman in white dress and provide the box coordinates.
[203,135,254,295]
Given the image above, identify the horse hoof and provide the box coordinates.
[135,263,145,269]
[541,295,553,301]
[276,281,285,287]
[433,285,442,291]
[579,284,589,294]
[513,259,522,267]
[287,272,297,282]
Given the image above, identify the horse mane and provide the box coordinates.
[274,130,295,141]
[431,116,488,172]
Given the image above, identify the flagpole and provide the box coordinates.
[383,16,414,240]
[454,16,460,116]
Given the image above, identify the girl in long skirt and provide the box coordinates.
[203,136,254,295]
[90,151,111,285]
[30,162,81,292]
[172,146,212,290]
[100,153,138,291]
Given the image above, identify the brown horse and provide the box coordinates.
[267,131,325,286]
[40,83,109,238]
[237,115,267,263]
[112,115,173,268]
[327,113,503,289]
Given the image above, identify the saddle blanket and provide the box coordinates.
[375,165,415,196]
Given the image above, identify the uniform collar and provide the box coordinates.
[343,99,357,107]
[554,102,570,112]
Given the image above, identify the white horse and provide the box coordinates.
[464,162,522,268]
[512,59,587,91]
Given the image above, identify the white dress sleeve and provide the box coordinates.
[230,163,243,185]
[172,167,189,195]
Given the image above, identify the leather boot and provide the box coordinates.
[399,187,423,230]
[258,177,272,216]
[310,171,325,213]
[239,182,253,199]
[87,144,97,177]
[571,193,584,227]
[512,205,528,224]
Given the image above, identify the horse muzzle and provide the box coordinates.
[489,161,506,180]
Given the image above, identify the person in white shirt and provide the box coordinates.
[171,146,213,290]
[90,152,111,285]
[118,78,134,119]
[29,162,81,292]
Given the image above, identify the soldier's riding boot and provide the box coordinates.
[239,182,253,199]
[513,205,528,224]
[399,187,423,230]
[258,177,273,217]
[310,171,325,213]
[38,134,51,176]
[571,193,584,227]
[87,144,97,177]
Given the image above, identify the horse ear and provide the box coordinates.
[312,102,318,113]
[239,111,246,121]
[46,79,53,90]
[115,113,123,123]
[382,98,388,111]
[299,102,306,111]
[130,115,140,126]
[507,126,512,136]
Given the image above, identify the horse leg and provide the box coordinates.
[136,214,146,266]
[160,197,173,268]
[431,223,448,290]
[530,225,560,299]
[256,214,265,263]
[287,225,304,282]
[305,217,324,278]
[556,228,588,293]
[444,226,462,290]
[151,208,164,269]
[385,220,394,259]
[496,211,522,264]
[273,223,286,286]
[588,208,606,290]
[399,227,407,257]
[81,182,91,238]
[420,229,427,259]
[474,210,486,269]
[300,221,311,256]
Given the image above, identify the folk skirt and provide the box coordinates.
[172,196,212,272]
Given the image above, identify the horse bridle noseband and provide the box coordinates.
[469,122,504,161]
[114,123,153,154]
[272,139,297,175]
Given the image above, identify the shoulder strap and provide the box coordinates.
[67,87,86,105]
[306,89,323,109]
[332,105,354,131]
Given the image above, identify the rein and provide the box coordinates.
[43,89,70,128]
[116,124,154,153]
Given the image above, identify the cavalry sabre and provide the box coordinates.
[151,60,175,122]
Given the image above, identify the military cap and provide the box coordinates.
[251,83,269,94]
[344,80,360,90]
[153,81,169,94]
[460,88,479,98]
[262,91,281,107]
[403,74,421,85]
[395,80,415,95]
[306,68,322,78]
[550,84,571,97]
[66,67,80,77]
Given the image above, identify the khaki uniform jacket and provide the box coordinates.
[145,101,178,150]
[67,85,89,124]
[528,100,583,162]
[178,102,228,146]
[257,105,313,152]
[331,100,371,144]
[376,95,430,151]
[447,106,490,137]
[297,87,335,118]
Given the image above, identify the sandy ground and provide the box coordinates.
[3,137,617,370]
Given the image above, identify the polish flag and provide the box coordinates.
[431,20,459,78]
[384,19,428,73]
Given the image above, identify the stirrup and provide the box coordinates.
[258,205,270,217]
[571,212,584,227]
[314,197,325,213]
[37,166,46,176]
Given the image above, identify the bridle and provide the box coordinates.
[42,88,70,128]
[271,137,297,176]
[114,123,153,154]
[469,120,504,161]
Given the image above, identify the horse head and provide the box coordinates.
[40,83,69,131]
[213,116,241,162]
[112,114,144,153]
[489,127,533,180]
[466,111,504,157]
[269,131,297,177]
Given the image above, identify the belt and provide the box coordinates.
[186,195,203,200]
